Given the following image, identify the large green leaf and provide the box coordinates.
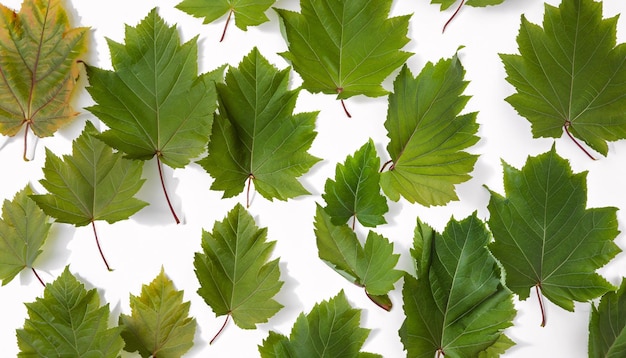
[259,290,382,358]
[195,203,283,339]
[0,0,87,159]
[313,204,402,310]
[16,266,124,357]
[487,146,621,325]
[119,268,196,358]
[500,0,626,158]
[275,0,412,107]
[322,139,388,228]
[380,55,479,206]
[589,279,626,358]
[198,48,319,205]
[399,214,516,357]
[0,185,51,286]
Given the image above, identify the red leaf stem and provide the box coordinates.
[156,155,181,224]
[220,9,233,42]
[32,267,45,287]
[564,120,596,160]
[340,99,352,118]
[210,314,230,345]
[442,0,465,33]
[380,159,393,173]
[535,283,547,327]
[92,220,112,272]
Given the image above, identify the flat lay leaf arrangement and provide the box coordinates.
[0,0,625,357]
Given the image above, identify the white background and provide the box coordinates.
[0,0,625,357]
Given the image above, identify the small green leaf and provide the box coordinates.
[589,279,626,358]
[16,266,124,357]
[259,291,382,358]
[120,268,196,358]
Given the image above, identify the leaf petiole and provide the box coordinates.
[156,155,181,224]
[91,220,112,272]
[220,9,234,42]
[564,120,596,160]
[210,314,230,344]
[535,283,546,327]
[32,267,45,287]
[442,0,465,33]
[23,121,31,161]
[246,174,255,208]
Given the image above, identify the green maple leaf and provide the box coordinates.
[0,185,51,286]
[198,48,320,206]
[500,0,626,159]
[0,0,88,160]
[31,121,147,271]
[85,8,224,223]
[16,266,124,357]
[275,0,412,115]
[380,55,479,206]
[322,139,388,229]
[119,268,196,358]
[487,145,621,326]
[259,290,382,358]
[400,214,516,357]
[433,0,505,10]
[176,0,276,41]
[195,203,283,342]
[589,279,626,358]
[313,204,402,310]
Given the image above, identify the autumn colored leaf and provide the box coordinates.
[501,0,626,159]
[85,8,224,223]
[322,139,388,229]
[0,185,51,286]
[195,203,283,343]
[198,48,320,207]
[119,268,196,358]
[31,121,147,271]
[0,0,88,160]
[487,146,621,326]
[16,266,124,357]
[259,290,382,358]
[275,0,412,116]
[380,55,479,206]
[400,214,516,357]
[314,204,402,310]
[176,0,276,41]
[589,279,626,358]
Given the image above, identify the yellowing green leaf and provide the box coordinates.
[0,0,88,160]
[120,268,196,358]
[501,0,626,158]
[195,203,283,341]
[198,48,319,206]
[381,55,479,206]
[0,185,51,286]
[16,266,124,357]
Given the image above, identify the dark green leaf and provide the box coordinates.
[589,279,626,358]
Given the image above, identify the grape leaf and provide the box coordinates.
[197,48,320,207]
[85,8,224,223]
[500,0,626,159]
[31,121,147,271]
[322,139,388,229]
[589,279,626,358]
[119,267,196,358]
[380,55,479,206]
[0,185,51,286]
[195,203,283,342]
[275,0,412,115]
[0,0,87,160]
[313,204,402,310]
[399,214,516,357]
[259,290,382,358]
[16,266,124,357]
[176,0,275,41]
[487,145,620,326]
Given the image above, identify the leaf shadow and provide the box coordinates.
[23,219,73,287]
[262,261,304,329]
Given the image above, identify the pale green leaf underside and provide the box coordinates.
[176,0,275,30]
[589,280,626,358]
[381,55,479,206]
[16,267,124,357]
[195,203,283,329]
[0,185,50,285]
[120,268,196,358]
[501,0,626,156]
[276,0,412,99]
[488,146,620,311]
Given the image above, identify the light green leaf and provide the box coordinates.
[0,185,51,285]
[432,0,505,11]
[198,48,319,205]
[380,55,479,206]
[16,266,124,357]
[400,214,516,357]
[120,268,196,358]
[501,0,626,157]
[259,291,382,358]
[487,146,621,324]
[195,203,283,337]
